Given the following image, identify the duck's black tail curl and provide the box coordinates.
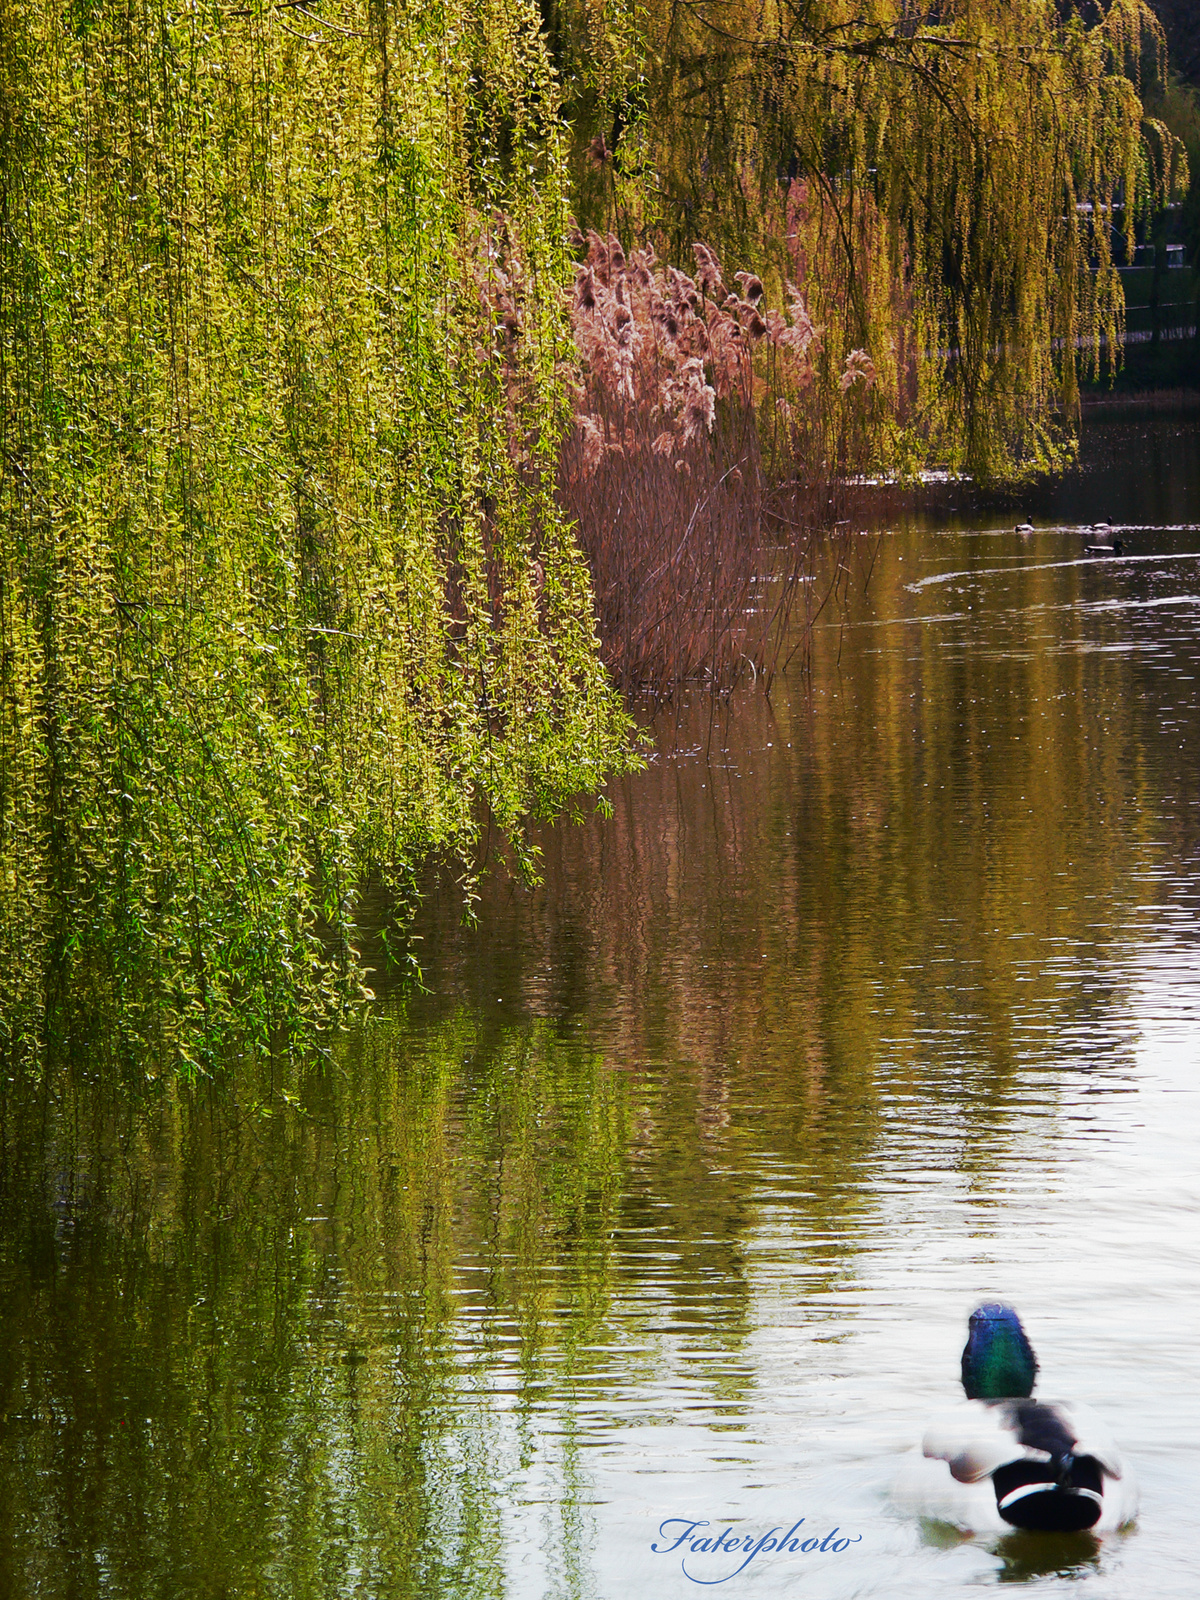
[991,1454,1104,1531]
[990,1403,1104,1531]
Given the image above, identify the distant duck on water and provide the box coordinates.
[1084,522,1124,556]
[1015,521,1035,535]
[900,1304,1137,1533]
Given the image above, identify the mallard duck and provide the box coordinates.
[1082,521,1124,556]
[915,1305,1137,1533]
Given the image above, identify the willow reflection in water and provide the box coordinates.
[2,417,1199,1597]
[0,1019,634,1597]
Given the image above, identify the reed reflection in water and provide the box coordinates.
[1,417,1199,1597]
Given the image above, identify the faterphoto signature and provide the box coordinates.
[650,1516,863,1584]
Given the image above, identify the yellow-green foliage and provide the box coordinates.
[0,0,635,1073]
[566,0,1187,479]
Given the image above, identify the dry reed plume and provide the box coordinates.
[557,232,873,700]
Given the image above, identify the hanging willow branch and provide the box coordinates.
[0,0,637,1076]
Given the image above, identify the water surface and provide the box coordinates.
[2,415,1199,1598]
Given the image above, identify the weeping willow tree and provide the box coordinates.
[0,0,636,1074]
[556,0,1188,477]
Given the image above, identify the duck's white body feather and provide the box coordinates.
[896,1400,1138,1533]
[923,1399,1125,1483]
[892,1450,1010,1532]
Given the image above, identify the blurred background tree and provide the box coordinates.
[552,0,1189,476]
[1141,0,1200,370]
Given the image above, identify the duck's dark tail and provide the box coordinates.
[991,1401,1103,1531]
[992,1455,1104,1531]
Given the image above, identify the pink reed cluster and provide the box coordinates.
[568,232,823,480]
[558,234,846,700]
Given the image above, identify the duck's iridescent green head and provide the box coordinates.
[961,1304,1037,1400]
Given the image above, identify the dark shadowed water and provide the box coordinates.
[2,415,1199,1598]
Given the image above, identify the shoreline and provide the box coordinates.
[1080,383,1200,414]
[1078,331,1199,412]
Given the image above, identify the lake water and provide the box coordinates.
[2,414,1199,1598]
